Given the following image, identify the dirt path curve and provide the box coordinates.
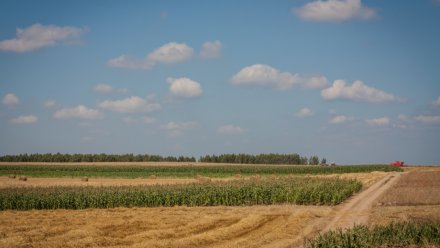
[322,171,403,232]
[283,172,404,248]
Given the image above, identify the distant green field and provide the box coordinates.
[0,177,362,210]
[0,164,402,178]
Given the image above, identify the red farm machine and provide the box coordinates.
[390,161,404,167]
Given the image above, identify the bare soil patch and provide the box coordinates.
[376,170,440,206]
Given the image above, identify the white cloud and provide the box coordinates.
[108,42,193,70]
[294,0,377,22]
[366,117,390,126]
[415,115,440,123]
[148,42,193,64]
[99,96,161,113]
[200,40,222,59]
[9,115,38,124]
[330,115,352,124]
[0,23,85,52]
[217,125,247,134]
[321,80,400,103]
[296,107,314,118]
[230,64,327,90]
[432,96,440,106]
[2,93,19,106]
[94,84,127,94]
[53,105,103,119]
[167,77,202,98]
[44,100,56,108]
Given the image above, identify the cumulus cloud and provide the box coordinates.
[217,125,247,134]
[321,80,400,103]
[330,115,352,124]
[9,115,38,124]
[296,107,314,118]
[148,42,194,64]
[53,105,103,119]
[0,23,85,52]
[99,96,161,113]
[415,115,440,123]
[44,100,56,108]
[94,83,128,94]
[230,64,327,90]
[2,93,19,106]
[200,40,222,59]
[167,77,202,98]
[108,42,193,70]
[366,117,390,126]
[432,96,440,106]
[293,0,377,22]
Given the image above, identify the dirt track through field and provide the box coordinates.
[322,172,403,231]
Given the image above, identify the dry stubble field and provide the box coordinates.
[0,165,438,248]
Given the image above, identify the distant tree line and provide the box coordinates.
[0,153,196,163]
[0,153,325,165]
[199,153,324,165]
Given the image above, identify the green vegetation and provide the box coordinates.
[0,177,361,210]
[0,164,402,178]
[1,152,320,165]
[305,221,440,248]
[0,153,196,163]
[199,153,312,164]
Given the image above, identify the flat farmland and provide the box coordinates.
[0,164,439,248]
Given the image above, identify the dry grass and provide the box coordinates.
[0,176,236,188]
[369,205,440,227]
[0,205,332,248]
[377,170,440,206]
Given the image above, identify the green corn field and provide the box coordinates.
[0,177,361,210]
[0,164,402,178]
[305,221,440,248]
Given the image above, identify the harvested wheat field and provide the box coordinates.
[0,205,332,248]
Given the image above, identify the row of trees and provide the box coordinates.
[0,153,325,165]
[199,153,325,165]
[0,153,196,163]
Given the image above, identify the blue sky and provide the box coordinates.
[1,0,440,164]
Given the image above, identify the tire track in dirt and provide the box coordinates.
[322,172,403,232]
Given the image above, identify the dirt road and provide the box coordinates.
[322,172,403,231]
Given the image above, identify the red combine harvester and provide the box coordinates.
[390,161,404,167]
